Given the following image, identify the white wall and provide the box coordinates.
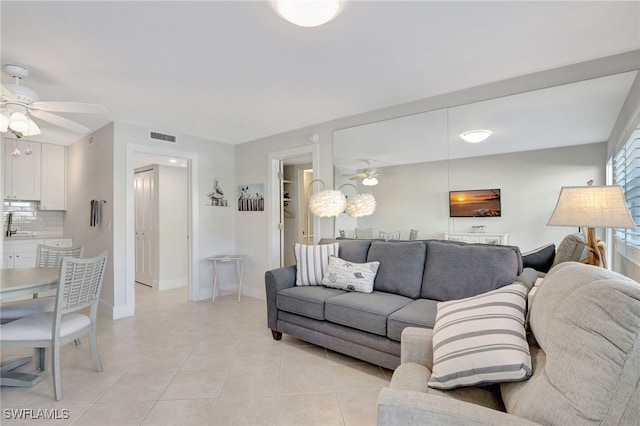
[65,123,116,308]
[157,165,188,290]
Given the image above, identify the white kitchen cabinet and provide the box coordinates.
[40,143,67,210]
[444,232,509,245]
[4,140,41,201]
[3,237,72,269]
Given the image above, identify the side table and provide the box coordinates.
[208,255,246,302]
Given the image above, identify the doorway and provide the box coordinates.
[268,145,320,269]
[125,144,198,316]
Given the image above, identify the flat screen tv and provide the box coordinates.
[449,189,501,217]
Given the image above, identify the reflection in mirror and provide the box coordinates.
[333,71,638,251]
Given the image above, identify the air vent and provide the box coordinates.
[149,131,177,143]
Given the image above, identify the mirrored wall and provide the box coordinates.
[333,71,638,251]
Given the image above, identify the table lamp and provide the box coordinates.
[547,181,636,268]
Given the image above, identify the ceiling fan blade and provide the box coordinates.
[1,83,18,101]
[30,109,91,133]
[30,101,107,114]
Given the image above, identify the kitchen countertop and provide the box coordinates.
[3,235,73,241]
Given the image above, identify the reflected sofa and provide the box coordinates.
[265,238,537,370]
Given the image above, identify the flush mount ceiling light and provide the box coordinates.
[460,130,492,143]
[272,0,343,27]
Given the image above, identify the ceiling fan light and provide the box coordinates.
[460,130,492,143]
[273,0,342,27]
[362,176,378,186]
[8,111,30,133]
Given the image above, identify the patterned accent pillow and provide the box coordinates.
[321,255,380,293]
[294,243,339,286]
[427,282,532,390]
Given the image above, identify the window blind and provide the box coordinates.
[613,130,640,248]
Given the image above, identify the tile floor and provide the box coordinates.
[1,285,391,425]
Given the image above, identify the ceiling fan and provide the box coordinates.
[0,64,107,138]
[344,160,394,186]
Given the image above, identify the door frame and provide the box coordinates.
[267,144,320,270]
[126,144,199,309]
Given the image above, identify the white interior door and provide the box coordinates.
[134,169,157,286]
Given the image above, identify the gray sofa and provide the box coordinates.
[265,238,537,370]
[377,261,640,425]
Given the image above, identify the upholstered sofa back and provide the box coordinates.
[501,262,640,425]
[319,238,523,302]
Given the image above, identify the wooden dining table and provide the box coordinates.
[0,267,59,387]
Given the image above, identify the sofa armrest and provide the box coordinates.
[400,327,434,370]
[515,267,538,290]
[264,265,297,330]
[377,388,540,426]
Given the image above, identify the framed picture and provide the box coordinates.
[238,183,264,211]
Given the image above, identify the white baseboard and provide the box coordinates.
[100,298,134,319]
[156,277,188,291]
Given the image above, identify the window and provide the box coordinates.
[613,129,640,249]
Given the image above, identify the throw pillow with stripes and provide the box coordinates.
[427,282,532,390]
[294,243,339,286]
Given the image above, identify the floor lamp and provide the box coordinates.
[547,182,636,268]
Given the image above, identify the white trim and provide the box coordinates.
[267,144,320,271]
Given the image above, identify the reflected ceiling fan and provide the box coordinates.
[344,160,395,186]
[0,64,107,138]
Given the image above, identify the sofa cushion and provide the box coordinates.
[325,291,413,336]
[428,281,531,390]
[367,241,427,299]
[319,238,372,263]
[421,241,520,301]
[550,233,587,268]
[294,242,339,286]
[277,286,345,320]
[322,255,380,293]
[387,299,439,341]
[501,262,640,425]
[522,243,555,273]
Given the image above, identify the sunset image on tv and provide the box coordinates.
[449,189,501,217]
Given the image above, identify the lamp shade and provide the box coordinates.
[547,185,636,229]
[345,193,376,217]
[362,176,378,186]
[309,189,346,217]
[8,111,30,133]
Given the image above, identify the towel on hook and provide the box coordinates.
[90,200,101,227]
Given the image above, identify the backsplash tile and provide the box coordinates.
[3,200,64,236]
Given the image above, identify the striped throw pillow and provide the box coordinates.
[294,243,339,286]
[427,282,532,390]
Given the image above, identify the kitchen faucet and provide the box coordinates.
[6,212,16,237]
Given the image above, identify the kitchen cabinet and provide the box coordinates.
[3,237,72,269]
[40,143,66,210]
[4,140,41,201]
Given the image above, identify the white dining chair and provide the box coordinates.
[355,228,373,239]
[0,251,108,400]
[409,229,419,240]
[379,231,401,241]
[0,245,84,325]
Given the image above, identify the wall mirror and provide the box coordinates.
[333,70,638,251]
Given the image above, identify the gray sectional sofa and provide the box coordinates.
[265,238,537,370]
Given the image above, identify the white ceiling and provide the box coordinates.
[1,1,639,146]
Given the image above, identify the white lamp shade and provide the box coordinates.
[9,112,30,133]
[345,193,376,217]
[273,0,342,27]
[547,185,636,229]
[309,189,347,217]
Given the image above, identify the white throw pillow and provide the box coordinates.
[294,243,339,286]
[427,282,532,390]
[321,255,380,293]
